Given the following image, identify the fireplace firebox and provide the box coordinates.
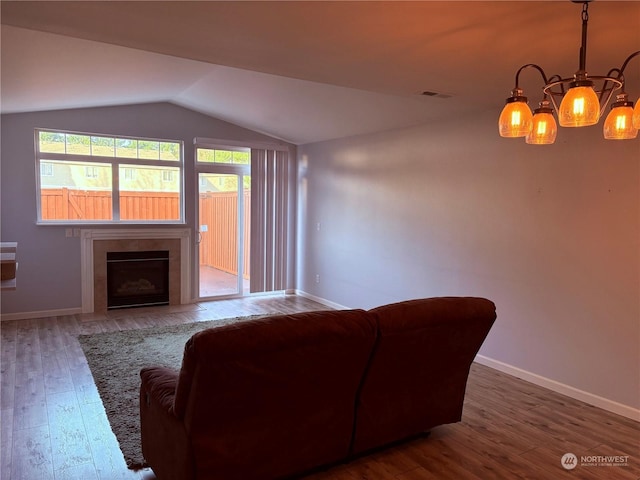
[106,250,169,309]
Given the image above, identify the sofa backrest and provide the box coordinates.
[352,297,496,454]
[173,309,377,480]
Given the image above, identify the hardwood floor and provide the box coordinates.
[1,294,638,480]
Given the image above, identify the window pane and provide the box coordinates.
[197,148,250,164]
[197,148,216,163]
[39,131,66,153]
[138,140,160,160]
[119,164,180,221]
[66,134,91,155]
[159,142,180,161]
[91,136,115,157]
[232,151,250,165]
[116,138,138,158]
[215,150,233,164]
[39,160,112,221]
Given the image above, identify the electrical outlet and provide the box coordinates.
[315,274,320,284]
[65,228,73,238]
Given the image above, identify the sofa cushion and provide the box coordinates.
[352,297,496,454]
[174,309,377,480]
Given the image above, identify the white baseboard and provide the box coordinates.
[1,307,83,322]
[295,290,350,310]
[475,354,640,422]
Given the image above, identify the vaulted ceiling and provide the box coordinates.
[2,1,639,144]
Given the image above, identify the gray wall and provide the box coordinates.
[297,109,639,411]
[0,102,285,315]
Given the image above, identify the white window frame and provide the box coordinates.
[35,128,185,225]
[195,142,251,298]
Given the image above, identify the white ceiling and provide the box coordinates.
[2,1,639,145]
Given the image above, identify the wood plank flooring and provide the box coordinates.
[1,294,638,480]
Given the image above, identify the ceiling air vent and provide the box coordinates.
[420,90,452,99]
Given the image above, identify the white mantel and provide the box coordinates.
[80,228,191,313]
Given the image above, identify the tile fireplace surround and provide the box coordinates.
[80,228,190,313]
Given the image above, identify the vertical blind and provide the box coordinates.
[250,148,293,293]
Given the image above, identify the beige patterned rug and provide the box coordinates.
[78,315,263,470]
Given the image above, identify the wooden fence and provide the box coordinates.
[41,188,113,220]
[41,188,180,221]
[41,188,250,277]
[199,191,251,279]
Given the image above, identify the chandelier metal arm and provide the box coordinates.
[602,51,640,101]
[513,64,564,101]
[546,74,565,96]
[514,63,550,88]
[617,50,640,79]
[605,51,640,84]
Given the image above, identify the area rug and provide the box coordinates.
[78,315,264,470]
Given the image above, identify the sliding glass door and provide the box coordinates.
[196,147,250,299]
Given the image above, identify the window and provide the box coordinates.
[36,129,183,223]
[123,168,136,181]
[40,162,54,177]
[85,166,99,178]
[197,147,250,165]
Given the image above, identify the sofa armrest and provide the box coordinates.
[140,366,179,416]
[140,366,194,479]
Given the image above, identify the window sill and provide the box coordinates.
[36,221,186,227]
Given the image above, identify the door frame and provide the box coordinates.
[194,145,250,300]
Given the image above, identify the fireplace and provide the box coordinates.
[81,228,190,314]
[106,250,170,309]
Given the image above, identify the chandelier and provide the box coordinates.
[499,1,640,145]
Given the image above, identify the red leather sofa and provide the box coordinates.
[139,297,496,480]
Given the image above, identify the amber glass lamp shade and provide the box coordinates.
[633,101,640,130]
[499,92,533,137]
[526,102,557,145]
[603,95,638,140]
[558,80,600,127]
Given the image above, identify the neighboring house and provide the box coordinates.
[40,161,180,192]
[198,175,223,193]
